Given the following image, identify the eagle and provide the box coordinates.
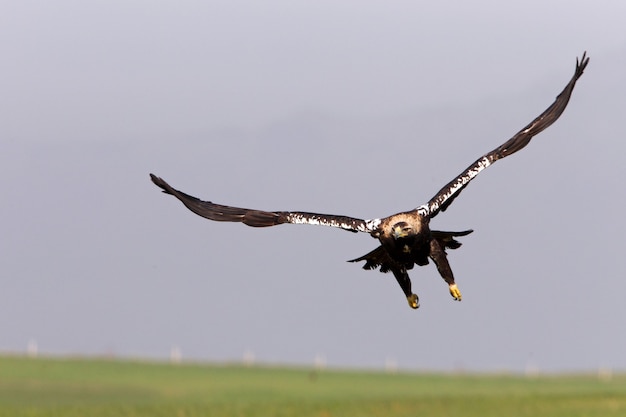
[150,53,589,309]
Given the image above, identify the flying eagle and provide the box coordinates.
[150,53,589,309]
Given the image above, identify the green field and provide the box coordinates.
[0,356,624,416]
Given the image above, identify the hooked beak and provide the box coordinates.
[392,226,408,239]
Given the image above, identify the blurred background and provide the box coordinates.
[2,0,625,373]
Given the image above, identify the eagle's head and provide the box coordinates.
[391,222,414,240]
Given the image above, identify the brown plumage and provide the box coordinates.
[150,53,589,309]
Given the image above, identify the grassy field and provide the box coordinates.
[0,355,624,417]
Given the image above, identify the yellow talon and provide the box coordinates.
[449,284,462,301]
[407,294,420,309]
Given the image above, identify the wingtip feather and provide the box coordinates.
[575,51,590,78]
[150,173,174,195]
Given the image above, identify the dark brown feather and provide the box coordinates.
[425,52,589,218]
[150,174,372,231]
[431,229,474,250]
[150,174,286,227]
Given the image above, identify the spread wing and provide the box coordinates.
[150,174,380,233]
[419,52,589,219]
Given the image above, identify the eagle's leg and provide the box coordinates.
[429,239,462,301]
[391,267,419,309]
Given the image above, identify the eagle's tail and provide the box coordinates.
[431,229,473,250]
[348,229,473,272]
[347,246,391,272]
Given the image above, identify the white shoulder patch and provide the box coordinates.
[428,156,493,214]
[364,218,381,231]
[285,212,374,233]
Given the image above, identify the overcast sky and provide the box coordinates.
[2,1,626,373]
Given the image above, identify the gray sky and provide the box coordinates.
[2,1,626,373]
